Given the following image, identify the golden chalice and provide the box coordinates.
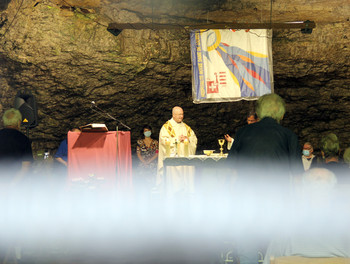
[218,139,225,156]
[203,150,214,156]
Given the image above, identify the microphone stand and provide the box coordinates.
[90,103,131,131]
[90,103,131,179]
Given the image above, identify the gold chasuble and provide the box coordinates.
[157,118,197,195]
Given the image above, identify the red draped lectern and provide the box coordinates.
[67,131,132,190]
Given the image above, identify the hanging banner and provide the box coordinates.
[190,29,273,103]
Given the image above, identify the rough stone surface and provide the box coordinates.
[0,0,349,157]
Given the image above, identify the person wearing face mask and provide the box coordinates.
[302,142,316,171]
[136,125,159,191]
[136,125,159,171]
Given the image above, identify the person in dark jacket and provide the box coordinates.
[227,93,303,183]
[227,93,303,264]
[317,133,350,184]
[0,108,33,184]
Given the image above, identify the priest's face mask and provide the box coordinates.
[173,108,184,123]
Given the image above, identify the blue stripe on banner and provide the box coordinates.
[215,44,271,97]
[190,30,206,100]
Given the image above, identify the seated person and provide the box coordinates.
[55,128,81,167]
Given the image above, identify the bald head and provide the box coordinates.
[302,168,337,194]
[301,168,337,208]
[172,106,184,123]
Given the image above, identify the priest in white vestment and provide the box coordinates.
[157,106,197,195]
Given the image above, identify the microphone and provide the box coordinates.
[91,101,97,108]
[91,101,105,113]
[90,100,131,130]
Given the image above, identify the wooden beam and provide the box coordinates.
[107,21,316,31]
[52,0,100,8]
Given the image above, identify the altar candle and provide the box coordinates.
[165,138,170,157]
[184,138,189,157]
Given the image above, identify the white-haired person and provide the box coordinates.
[0,108,33,184]
[318,133,350,184]
[227,93,304,264]
[263,168,350,264]
[343,147,350,168]
[227,93,303,184]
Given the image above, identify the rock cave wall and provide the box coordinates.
[0,0,349,158]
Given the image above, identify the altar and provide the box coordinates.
[163,154,232,195]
